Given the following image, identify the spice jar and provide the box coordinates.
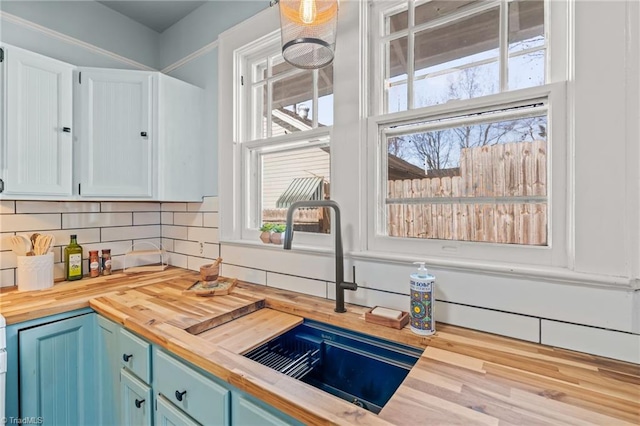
[101,249,112,275]
[89,250,100,277]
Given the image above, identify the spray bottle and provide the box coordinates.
[410,262,435,335]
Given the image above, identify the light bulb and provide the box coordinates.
[299,0,317,24]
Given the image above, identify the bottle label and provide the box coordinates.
[410,279,435,334]
[69,254,82,277]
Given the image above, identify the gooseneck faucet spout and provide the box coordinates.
[284,200,357,313]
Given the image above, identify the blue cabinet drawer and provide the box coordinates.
[154,349,230,425]
[121,368,152,426]
[120,328,151,383]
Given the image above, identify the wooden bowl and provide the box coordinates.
[200,263,220,282]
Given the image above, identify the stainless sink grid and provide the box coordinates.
[245,334,322,380]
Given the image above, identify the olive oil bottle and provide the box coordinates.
[64,234,83,281]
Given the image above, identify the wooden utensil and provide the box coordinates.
[10,234,32,256]
[34,234,54,255]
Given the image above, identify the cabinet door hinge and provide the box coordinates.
[0,48,4,63]
[0,179,4,193]
[79,72,81,84]
[78,183,81,195]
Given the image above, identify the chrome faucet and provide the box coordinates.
[283,200,357,313]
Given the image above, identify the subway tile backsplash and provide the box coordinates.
[0,197,220,287]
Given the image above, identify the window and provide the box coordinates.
[237,33,334,240]
[368,0,568,265]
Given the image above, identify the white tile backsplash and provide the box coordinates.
[16,201,101,214]
[187,226,217,243]
[101,225,160,242]
[541,320,640,364]
[174,212,203,227]
[133,212,161,226]
[0,200,15,214]
[436,302,540,342]
[161,225,188,240]
[203,212,219,228]
[0,268,15,286]
[267,272,327,298]
[2,214,61,232]
[62,213,132,229]
[0,196,217,287]
[101,202,160,212]
[161,212,174,225]
[161,203,187,212]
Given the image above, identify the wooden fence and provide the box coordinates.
[387,140,547,245]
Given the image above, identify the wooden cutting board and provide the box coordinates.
[92,279,265,335]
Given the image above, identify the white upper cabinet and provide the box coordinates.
[0,45,205,201]
[1,46,73,196]
[76,68,155,198]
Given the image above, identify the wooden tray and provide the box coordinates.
[182,277,237,297]
[364,306,409,330]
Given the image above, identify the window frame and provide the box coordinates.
[234,30,335,247]
[365,0,570,267]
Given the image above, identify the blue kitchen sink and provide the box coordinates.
[244,320,421,413]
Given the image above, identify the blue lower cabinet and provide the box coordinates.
[156,394,200,426]
[232,393,303,426]
[97,315,121,425]
[121,368,152,426]
[19,312,96,425]
[154,348,230,425]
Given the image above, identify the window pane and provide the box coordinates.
[317,66,334,126]
[260,143,331,233]
[272,72,314,136]
[252,83,267,140]
[386,36,408,113]
[271,54,296,78]
[413,8,499,105]
[508,0,545,90]
[508,52,545,90]
[386,8,408,34]
[508,0,545,54]
[414,62,499,108]
[384,112,548,245]
[414,0,481,26]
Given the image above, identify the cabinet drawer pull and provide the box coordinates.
[175,390,187,401]
[62,127,71,133]
[134,398,145,409]
[122,353,133,362]
[140,131,148,137]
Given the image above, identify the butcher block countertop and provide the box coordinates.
[1,268,638,425]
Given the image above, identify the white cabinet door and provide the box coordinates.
[2,46,73,195]
[78,69,154,197]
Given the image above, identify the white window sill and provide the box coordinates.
[220,238,335,257]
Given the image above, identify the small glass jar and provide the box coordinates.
[89,250,100,277]
[101,249,112,275]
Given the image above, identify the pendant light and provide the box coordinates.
[271,0,339,69]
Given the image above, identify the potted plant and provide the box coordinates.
[269,224,287,245]
[259,223,274,244]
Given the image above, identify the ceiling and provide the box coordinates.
[96,1,207,33]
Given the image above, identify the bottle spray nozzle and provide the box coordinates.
[413,261,428,278]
